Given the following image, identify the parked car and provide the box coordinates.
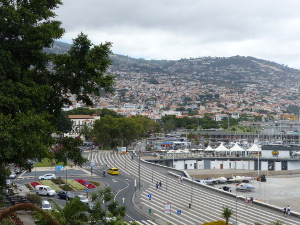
[9,172,16,179]
[57,191,75,200]
[38,173,56,180]
[15,168,22,174]
[77,195,89,204]
[236,183,255,192]
[41,200,52,210]
[6,180,11,186]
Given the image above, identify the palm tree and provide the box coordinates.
[90,187,126,224]
[221,206,233,225]
[80,124,93,142]
[35,197,89,225]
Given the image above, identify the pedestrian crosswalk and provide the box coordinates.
[127,220,157,225]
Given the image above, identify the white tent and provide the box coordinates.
[215,143,229,152]
[247,143,261,152]
[230,143,245,151]
[204,145,214,151]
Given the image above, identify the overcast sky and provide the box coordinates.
[56,0,300,69]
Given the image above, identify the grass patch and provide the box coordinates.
[88,180,100,187]
[25,183,33,190]
[40,180,62,192]
[64,179,86,190]
[34,158,69,167]
[52,178,65,185]
[60,184,74,191]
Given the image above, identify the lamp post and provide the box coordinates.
[138,152,141,190]
[151,163,154,183]
[235,193,238,224]
[189,181,193,208]
[172,153,175,168]
[65,165,68,205]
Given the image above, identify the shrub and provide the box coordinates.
[30,182,41,188]
[60,184,74,191]
[75,179,96,189]
[51,178,65,185]
[88,180,100,187]
[25,183,33,190]
[26,193,42,206]
[64,179,86,190]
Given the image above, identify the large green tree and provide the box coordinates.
[0,0,114,187]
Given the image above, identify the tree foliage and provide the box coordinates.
[34,197,89,225]
[0,0,114,187]
[90,187,126,224]
[221,206,233,225]
[93,115,160,148]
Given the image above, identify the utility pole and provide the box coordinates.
[138,152,141,190]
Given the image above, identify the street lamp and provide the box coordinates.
[138,152,141,190]
[65,165,68,205]
[235,194,238,224]
[151,163,154,183]
[189,181,193,208]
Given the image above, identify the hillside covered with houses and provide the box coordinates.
[50,41,300,121]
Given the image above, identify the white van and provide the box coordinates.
[35,185,56,196]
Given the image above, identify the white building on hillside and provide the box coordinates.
[64,115,100,140]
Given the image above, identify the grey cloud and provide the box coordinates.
[56,0,300,68]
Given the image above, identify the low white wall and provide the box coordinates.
[261,161,268,170]
[288,161,300,170]
[185,160,197,169]
[197,160,204,169]
[275,161,281,171]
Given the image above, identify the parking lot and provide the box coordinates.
[187,169,300,213]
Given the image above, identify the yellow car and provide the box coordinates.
[108,167,119,175]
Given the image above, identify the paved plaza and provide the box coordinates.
[187,169,300,213]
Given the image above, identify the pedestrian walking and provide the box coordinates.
[131,155,134,160]
[250,197,254,206]
[245,197,248,207]
[287,206,291,216]
[156,182,159,189]
[178,176,181,183]
[159,181,162,187]
[180,175,183,183]
[283,206,287,217]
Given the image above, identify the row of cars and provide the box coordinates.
[40,192,90,211]
[194,176,256,192]
[35,185,89,204]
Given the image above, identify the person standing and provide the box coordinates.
[250,197,254,206]
[245,197,248,207]
[287,206,291,216]
[159,181,162,187]
[283,206,287,217]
